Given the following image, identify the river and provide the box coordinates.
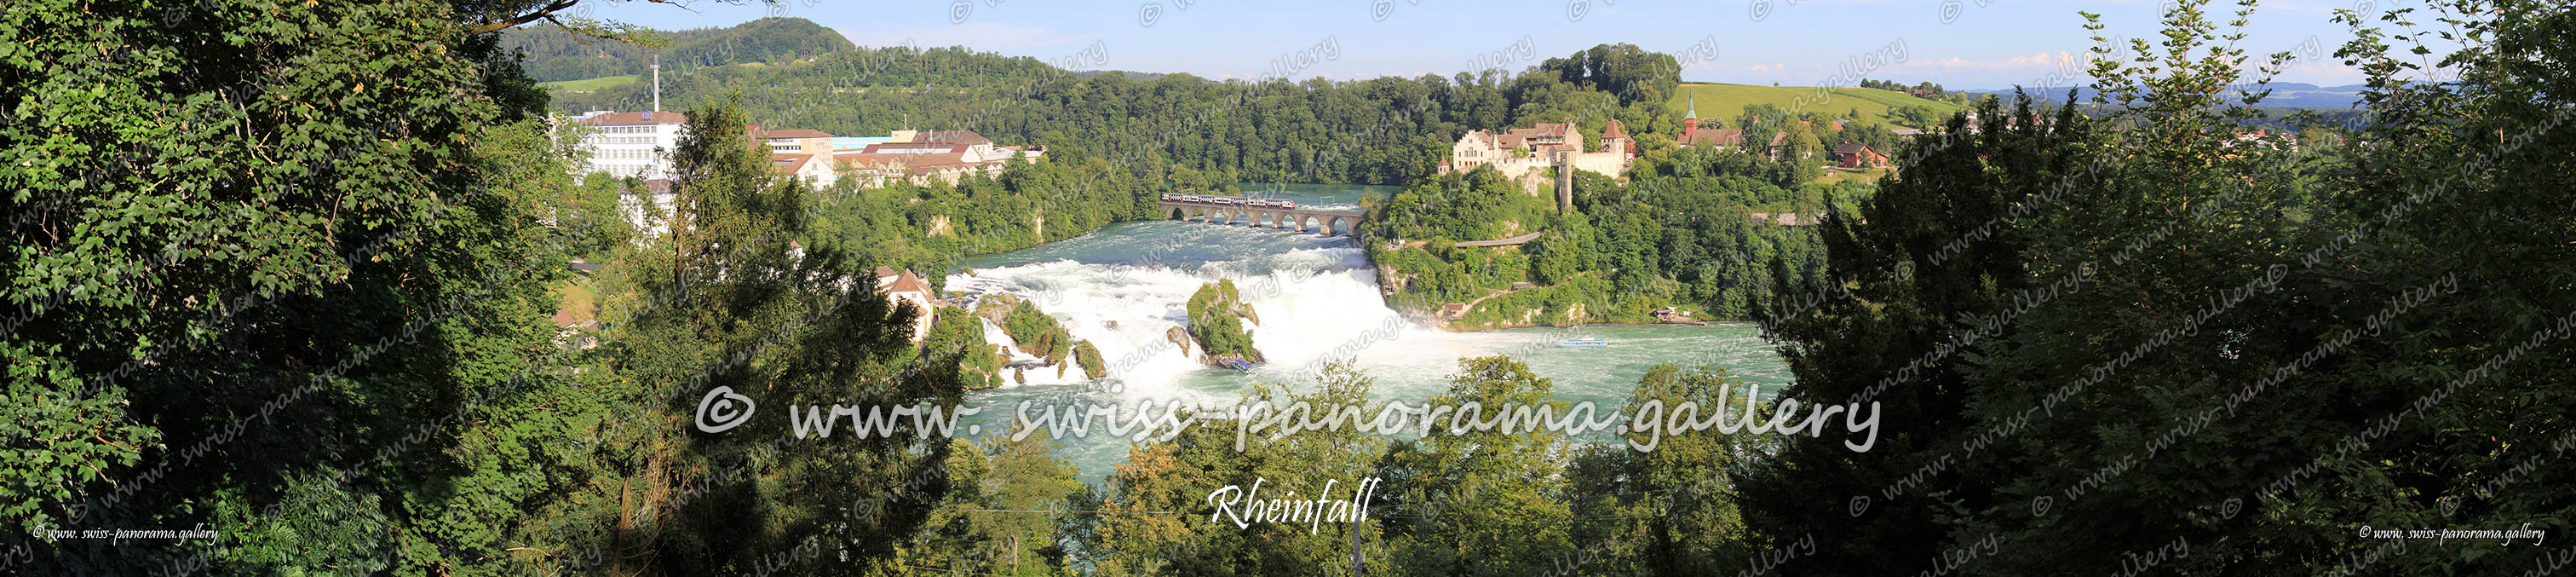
[941,183,1793,482]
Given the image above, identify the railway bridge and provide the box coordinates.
[1154,194,1367,236]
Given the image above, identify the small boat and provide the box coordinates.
[1559,337,1610,348]
[1227,358,1255,373]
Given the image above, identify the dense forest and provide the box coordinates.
[500,16,855,82]
[1363,146,1848,327]
[7,0,2573,575]
[546,38,1689,187]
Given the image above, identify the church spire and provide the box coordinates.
[1686,95,1697,120]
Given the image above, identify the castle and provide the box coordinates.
[1446,119,1631,191]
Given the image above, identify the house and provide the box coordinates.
[1831,142,1889,168]
[758,129,835,155]
[549,309,600,350]
[803,129,1044,188]
[1440,303,1470,320]
[769,153,837,187]
[873,266,946,342]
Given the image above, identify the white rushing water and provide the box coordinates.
[943,242,1426,403]
[933,185,1791,482]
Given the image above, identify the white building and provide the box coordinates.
[572,110,690,180]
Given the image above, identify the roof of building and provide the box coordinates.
[881,269,936,297]
[1832,142,1877,156]
[643,178,673,193]
[864,141,974,154]
[578,111,688,125]
[1504,123,1575,141]
[921,130,992,145]
[770,153,816,173]
[762,129,834,139]
[833,153,911,169]
[1678,128,1745,147]
[833,136,896,150]
[1600,118,1630,140]
[904,152,990,175]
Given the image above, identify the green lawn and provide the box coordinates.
[1668,83,1969,129]
[539,74,641,92]
[1810,165,1895,186]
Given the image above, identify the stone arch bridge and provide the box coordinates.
[1155,196,1367,236]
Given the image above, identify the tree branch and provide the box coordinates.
[466,0,582,37]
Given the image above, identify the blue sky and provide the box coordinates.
[579,0,2426,89]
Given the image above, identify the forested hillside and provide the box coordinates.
[501,16,854,83]
[548,43,1689,186]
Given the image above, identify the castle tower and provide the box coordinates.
[1601,118,1631,158]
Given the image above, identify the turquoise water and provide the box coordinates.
[942,183,1792,482]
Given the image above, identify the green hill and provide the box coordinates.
[500,17,854,83]
[539,74,640,93]
[1668,83,1969,129]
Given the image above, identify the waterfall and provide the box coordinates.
[943,242,1432,402]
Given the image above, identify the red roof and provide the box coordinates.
[770,154,816,173]
[880,269,936,297]
[1679,128,1744,147]
[1600,118,1630,140]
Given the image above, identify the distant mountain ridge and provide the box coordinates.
[1962,82,2370,109]
[502,17,855,83]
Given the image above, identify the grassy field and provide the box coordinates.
[1668,83,1969,129]
[1810,165,1895,186]
[539,74,641,92]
